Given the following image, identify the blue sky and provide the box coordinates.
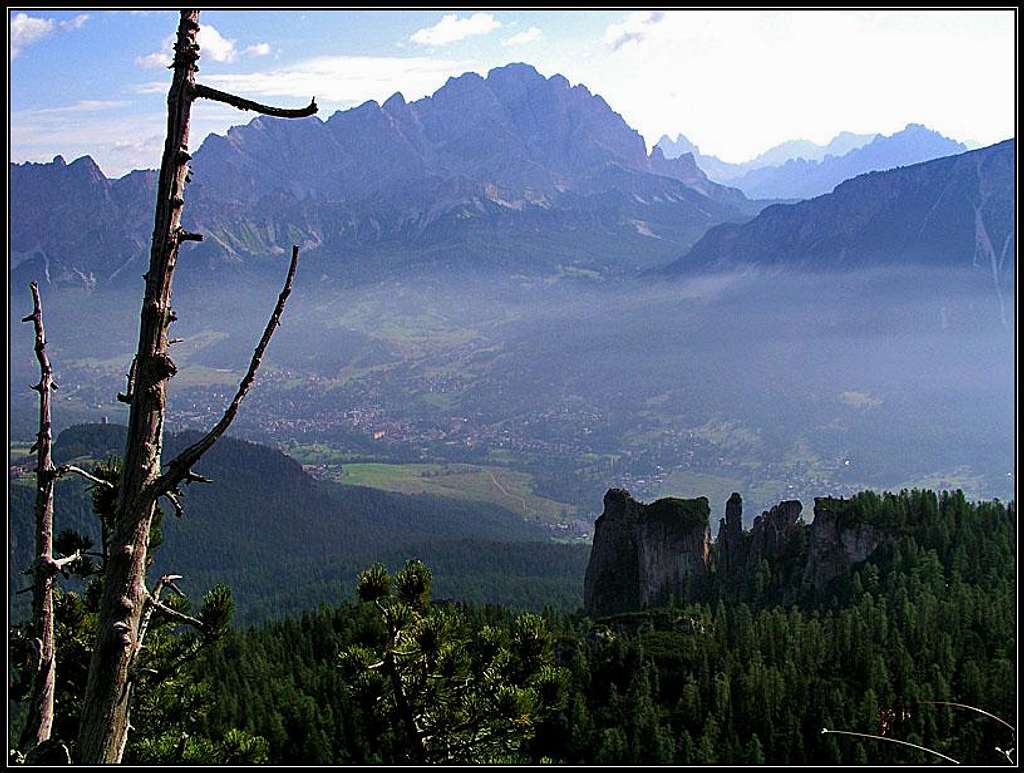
[9,10,1016,177]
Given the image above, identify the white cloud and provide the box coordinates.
[10,12,89,60]
[200,54,471,110]
[503,27,542,47]
[136,34,173,69]
[603,11,665,51]
[11,100,254,176]
[136,24,238,69]
[59,14,89,31]
[22,100,130,116]
[245,42,273,57]
[11,13,56,59]
[133,81,171,94]
[575,10,1014,161]
[198,24,238,63]
[411,13,501,47]
[135,50,172,69]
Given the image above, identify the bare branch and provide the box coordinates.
[30,551,84,580]
[162,489,184,518]
[49,551,83,574]
[148,597,205,632]
[153,246,300,495]
[134,573,189,666]
[156,574,184,594]
[192,83,317,118]
[55,465,115,489]
[175,227,203,243]
[117,356,137,404]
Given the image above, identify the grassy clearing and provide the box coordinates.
[282,443,371,465]
[333,462,576,525]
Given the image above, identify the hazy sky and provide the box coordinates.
[9,9,1016,176]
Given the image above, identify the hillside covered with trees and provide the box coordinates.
[29,487,1004,765]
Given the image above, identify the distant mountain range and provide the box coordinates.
[656,130,878,181]
[656,124,967,200]
[663,139,1015,318]
[728,124,968,199]
[9,63,1004,292]
[11,63,759,289]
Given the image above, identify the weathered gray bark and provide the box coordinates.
[19,282,58,751]
[75,10,316,763]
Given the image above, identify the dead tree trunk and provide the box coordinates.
[76,10,316,763]
[18,284,110,757]
[19,282,58,751]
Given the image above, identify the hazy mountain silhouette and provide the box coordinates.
[663,138,1014,318]
[11,63,759,289]
[727,124,967,199]
[655,130,878,182]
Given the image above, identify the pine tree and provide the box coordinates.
[341,561,570,763]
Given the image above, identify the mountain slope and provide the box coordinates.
[10,157,156,287]
[9,424,586,623]
[662,139,1015,292]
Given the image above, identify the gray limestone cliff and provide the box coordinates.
[748,499,804,567]
[584,489,711,617]
[716,493,892,595]
[802,497,887,591]
[587,489,901,615]
[716,492,745,575]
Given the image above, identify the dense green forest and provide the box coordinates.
[188,489,1014,764]
[9,424,588,626]
[9,425,1015,763]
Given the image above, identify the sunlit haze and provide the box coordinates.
[9,9,1015,176]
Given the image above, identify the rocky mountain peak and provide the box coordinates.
[11,62,760,288]
[486,61,546,84]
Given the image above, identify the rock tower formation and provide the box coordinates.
[584,489,711,617]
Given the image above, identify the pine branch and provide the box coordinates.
[148,596,205,633]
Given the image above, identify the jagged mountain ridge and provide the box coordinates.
[656,129,878,182]
[663,139,1015,298]
[729,123,968,199]
[11,63,758,289]
[656,124,966,200]
[10,156,157,288]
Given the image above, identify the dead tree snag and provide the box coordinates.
[76,10,316,763]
